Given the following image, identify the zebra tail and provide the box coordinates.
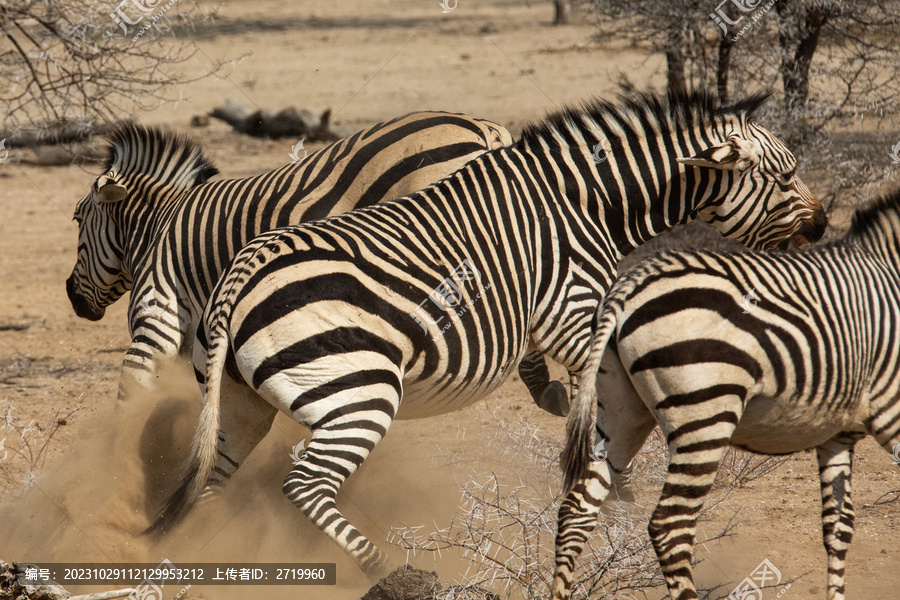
[561,300,619,494]
[144,308,229,537]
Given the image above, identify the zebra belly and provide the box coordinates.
[730,395,866,454]
[395,362,519,420]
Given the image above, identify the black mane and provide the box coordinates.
[847,187,900,240]
[103,122,219,188]
[519,90,771,148]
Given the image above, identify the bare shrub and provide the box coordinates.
[484,415,564,483]
[413,409,794,597]
[624,427,668,490]
[389,474,557,599]
[715,449,792,490]
[0,402,80,493]
[389,470,739,599]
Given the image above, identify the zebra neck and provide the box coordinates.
[117,181,186,275]
[524,154,695,263]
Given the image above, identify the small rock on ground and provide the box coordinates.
[359,567,500,600]
[360,567,441,600]
[0,560,70,600]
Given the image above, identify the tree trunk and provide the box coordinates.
[716,31,735,105]
[665,23,687,95]
[775,1,827,112]
[553,0,570,25]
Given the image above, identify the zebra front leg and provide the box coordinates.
[123,309,192,504]
[116,301,187,406]
[89,306,189,530]
[518,350,569,416]
[816,433,864,600]
[117,343,167,405]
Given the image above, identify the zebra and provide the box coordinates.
[147,91,827,575]
[551,189,900,600]
[65,111,515,408]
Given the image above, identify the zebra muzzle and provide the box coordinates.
[66,274,106,321]
[786,209,828,251]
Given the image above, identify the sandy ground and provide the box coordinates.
[1,1,898,599]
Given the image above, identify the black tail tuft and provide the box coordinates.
[561,390,593,494]
[144,462,202,538]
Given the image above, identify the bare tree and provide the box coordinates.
[588,0,900,229]
[590,0,900,118]
[664,19,688,95]
[774,0,833,113]
[0,0,226,141]
[731,1,900,209]
[553,0,572,25]
[715,28,736,104]
[588,1,719,97]
[769,1,900,127]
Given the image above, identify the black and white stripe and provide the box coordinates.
[148,91,827,574]
[65,112,513,405]
[553,190,900,600]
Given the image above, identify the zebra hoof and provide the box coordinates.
[361,550,389,580]
[536,381,569,417]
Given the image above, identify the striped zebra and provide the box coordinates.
[148,92,827,575]
[65,112,515,408]
[552,190,900,600]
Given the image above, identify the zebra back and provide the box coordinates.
[67,111,512,338]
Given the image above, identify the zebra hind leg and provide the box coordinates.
[553,458,614,599]
[551,351,655,599]
[284,430,390,576]
[816,432,864,600]
[649,408,740,600]
[281,370,401,577]
[202,377,278,500]
[517,350,569,416]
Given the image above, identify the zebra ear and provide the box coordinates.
[94,175,127,204]
[677,137,762,172]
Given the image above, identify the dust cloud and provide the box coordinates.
[1,360,474,600]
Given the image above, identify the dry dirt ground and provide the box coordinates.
[1,1,899,599]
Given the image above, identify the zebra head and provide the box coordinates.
[67,171,130,320]
[680,97,827,251]
[66,123,218,321]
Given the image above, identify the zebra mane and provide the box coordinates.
[103,122,219,190]
[847,187,900,243]
[519,90,771,150]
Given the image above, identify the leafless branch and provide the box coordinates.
[0,0,236,138]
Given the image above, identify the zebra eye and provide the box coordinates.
[782,168,796,181]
